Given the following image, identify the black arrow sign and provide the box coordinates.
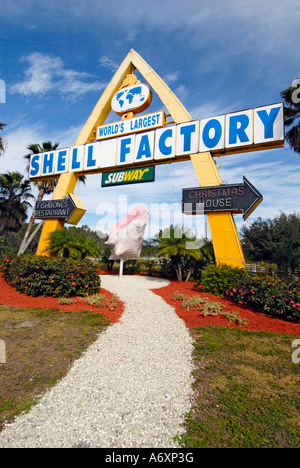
[34,194,79,223]
[182,176,263,220]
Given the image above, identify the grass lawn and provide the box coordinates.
[1,304,299,448]
[177,326,300,448]
[0,305,110,432]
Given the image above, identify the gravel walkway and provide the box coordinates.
[0,275,194,448]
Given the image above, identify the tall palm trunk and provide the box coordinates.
[185,266,194,283]
[171,254,183,282]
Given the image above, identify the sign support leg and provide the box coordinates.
[119,257,124,278]
[18,221,44,255]
[190,152,245,268]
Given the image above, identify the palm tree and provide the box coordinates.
[157,225,210,282]
[46,228,79,258]
[74,236,102,260]
[0,172,34,236]
[280,81,300,155]
[0,123,7,157]
[46,228,102,260]
[24,141,60,198]
[19,141,86,254]
[184,239,214,282]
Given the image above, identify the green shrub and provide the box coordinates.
[200,264,300,323]
[123,259,141,275]
[158,258,177,279]
[201,264,249,296]
[142,259,159,276]
[0,236,5,258]
[1,254,101,298]
[101,248,114,271]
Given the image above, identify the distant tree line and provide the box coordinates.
[241,212,300,274]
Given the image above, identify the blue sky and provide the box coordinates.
[0,0,299,240]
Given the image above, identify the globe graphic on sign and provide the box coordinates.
[111,84,152,115]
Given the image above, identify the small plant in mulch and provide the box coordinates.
[58,298,78,305]
[84,293,119,311]
[109,294,119,311]
[173,291,248,325]
[84,293,107,306]
[58,294,120,311]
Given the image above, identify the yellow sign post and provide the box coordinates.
[189,152,245,267]
[32,49,284,266]
[36,172,81,255]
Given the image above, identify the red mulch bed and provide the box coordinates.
[96,269,119,275]
[151,279,300,336]
[1,270,300,335]
[0,274,124,324]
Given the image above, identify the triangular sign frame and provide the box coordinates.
[36,49,246,270]
[75,49,192,146]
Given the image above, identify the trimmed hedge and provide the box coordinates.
[1,254,101,298]
[200,264,300,323]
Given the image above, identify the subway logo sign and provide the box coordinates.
[101,166,155,187]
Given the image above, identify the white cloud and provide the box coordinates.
[163,72,180,85]
[0,123,46,203]
[3,0,299,50]
[189,101,230,121]
[10,53,106,102]
[218,150,300,225]
[174,84,189,103]
[98,56,119,73]
[0,121,83,179]
[125,31,138,43]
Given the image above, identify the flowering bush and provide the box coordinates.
[1,254,101,298]
[200,264,249,296]
[201,264,300,323]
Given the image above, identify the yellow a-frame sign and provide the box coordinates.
[35,49,277,267]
